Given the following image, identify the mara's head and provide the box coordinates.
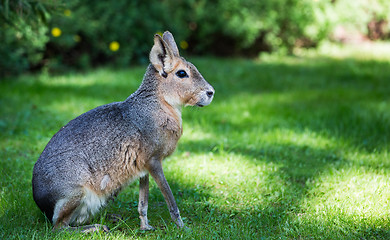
[149,31,214,108]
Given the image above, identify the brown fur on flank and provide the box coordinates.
[32,31,214,232]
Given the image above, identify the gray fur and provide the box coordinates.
[32,31,214,231]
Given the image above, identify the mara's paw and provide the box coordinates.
[140,223,155,231]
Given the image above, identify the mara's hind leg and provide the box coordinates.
[138,174,154,230]
[52,193,82,230]
[52,192,109,233]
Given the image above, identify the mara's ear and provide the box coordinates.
[162,31,180,57]
[149,34,177,78]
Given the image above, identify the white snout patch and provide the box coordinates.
[196,89,214,107]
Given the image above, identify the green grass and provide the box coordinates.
[1,42,390,239]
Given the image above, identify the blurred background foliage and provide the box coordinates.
[1,0,390,76]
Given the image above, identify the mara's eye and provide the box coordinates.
[176,70,188,78]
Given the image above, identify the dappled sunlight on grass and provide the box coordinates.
[260,128,339,160]
[307,170,390,218]
[344,150,390,170]
[166,151,283,210]
[294,168,390,236]
[181,124,214,142]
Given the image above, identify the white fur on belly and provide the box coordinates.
[52,171,148,226]
[51,188,108,226]
[69,188,108,225]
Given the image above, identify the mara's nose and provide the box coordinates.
[206,91,214,98]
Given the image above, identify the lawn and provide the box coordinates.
[1,42,390,239]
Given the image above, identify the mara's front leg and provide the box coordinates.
[146,160,185,228]
[138,174,155,230]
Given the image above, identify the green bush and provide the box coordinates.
[332,0,390,39]
[0,0,60,76]
[1,0,390,75]
[46,0,191,70]
[185,0,331,54]
[46,0,340,65]
[0,20,47,76]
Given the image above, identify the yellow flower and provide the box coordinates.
[109,41,120,52]
[51,27,62,37]
[180,40,189,50]
[156,31,163,36]
[64,9,71,17]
